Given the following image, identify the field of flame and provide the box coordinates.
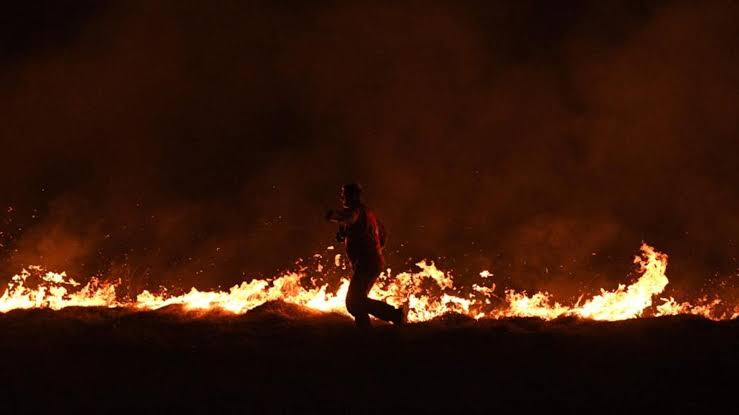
[0,302,736,413]
[2,244,738,321]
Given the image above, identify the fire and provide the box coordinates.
[0,244,736,321]
[136,272,350,315]
[0,266,117,313]
[656,297,723,320]
[502,244,671,320]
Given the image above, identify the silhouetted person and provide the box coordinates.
[326,183,407,329]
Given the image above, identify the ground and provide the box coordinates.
[1,302,736,414]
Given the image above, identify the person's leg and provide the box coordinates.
[354,266,402,324]
[346,270,373,329]
[365,297,402,323]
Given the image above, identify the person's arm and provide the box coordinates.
[325,207,359,225]
[378,220,387,248]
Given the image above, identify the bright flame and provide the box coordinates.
[0,244,736,321]
[0,266,118,313]
[656,297,724,320]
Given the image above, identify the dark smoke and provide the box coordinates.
[1,0,737,302]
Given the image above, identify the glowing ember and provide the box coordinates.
[0,244,736,321]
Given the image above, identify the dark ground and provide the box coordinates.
[0,303,736,414]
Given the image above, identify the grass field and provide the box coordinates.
[1,302,736,414]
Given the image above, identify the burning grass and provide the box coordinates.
[1,243,736,321]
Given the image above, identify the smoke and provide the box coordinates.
[0,0,737,300]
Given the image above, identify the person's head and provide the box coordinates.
[340,183,362,208]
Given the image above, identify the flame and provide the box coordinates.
[135,272,350,315]
[0,244,736,321]
[656,297,724,320]
[0,266,118,313]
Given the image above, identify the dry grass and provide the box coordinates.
[1,303,736,413]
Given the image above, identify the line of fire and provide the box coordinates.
[2,243,737,321]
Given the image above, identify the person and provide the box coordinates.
[325,183,407,329]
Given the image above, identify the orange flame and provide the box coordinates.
[0,266,117,313]
[1,244,736,321]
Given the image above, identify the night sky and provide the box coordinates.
[1,0,737,301]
